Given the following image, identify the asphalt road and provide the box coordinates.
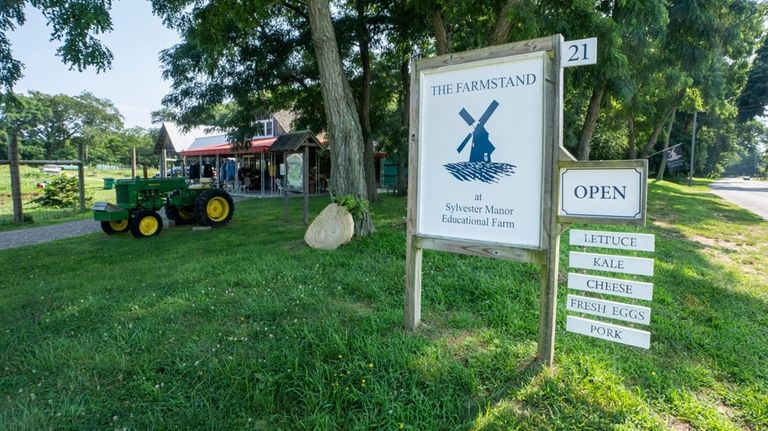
[709,177,768,220]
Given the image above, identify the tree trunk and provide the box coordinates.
[656,108,677,180]
[577,82,607,160]
[431,9,450,55]
[488,0,521,46]
[640,90,685,158]
[626,114,636,159]
[9,129,23,223]
[307,0,373,236]
[356,0,378,202]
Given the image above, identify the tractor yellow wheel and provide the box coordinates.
[101,219,129,235]
[195,189,234,227]
[109,219,129,232]
[130,210,163,238]
[206,197,230,222]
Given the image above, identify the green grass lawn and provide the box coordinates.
[0,165,155,232]
[0,181,766,430]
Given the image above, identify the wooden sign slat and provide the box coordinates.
[566,315,650,349]
[567,273,653,301]
[569,251,654,276]
[566,294,651,325]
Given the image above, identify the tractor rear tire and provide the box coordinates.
[166,205,196,225]
[101,219,130,235]
[195,189,234,227]
[130,210,163,238]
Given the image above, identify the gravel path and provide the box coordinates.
[0,219,102,251]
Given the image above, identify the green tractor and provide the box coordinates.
[93,177,235,238]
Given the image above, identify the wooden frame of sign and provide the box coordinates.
[405,34,572,366]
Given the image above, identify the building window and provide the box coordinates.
[253,119,274,138]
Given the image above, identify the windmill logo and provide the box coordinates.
[444,99,516,183]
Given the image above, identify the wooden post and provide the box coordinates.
[9,130,23,224]
[283,153,289,219]
[215,154,220,185]
[77,143,86,211]
[536,34,564,367]
[260,152,265,196]
[404,64,423,330]
[131,147,137,178]
[303,146,310,225]
[161,149,167,177]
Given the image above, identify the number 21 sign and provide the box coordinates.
[562,37,597,67]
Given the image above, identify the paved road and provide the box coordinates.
[709,178,768,220]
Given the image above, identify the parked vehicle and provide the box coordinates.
[40,164,61,175]
[92,177,235,238]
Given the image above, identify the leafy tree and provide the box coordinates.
[0,93,49,222]
[21,91,124,160]
[88,126,156,166]
[0,1,114,93]
[1,0,114,224]
[737,36,768,122]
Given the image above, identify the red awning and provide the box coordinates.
[180,137,277,157]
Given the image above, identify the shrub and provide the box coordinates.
[31,174,92,209]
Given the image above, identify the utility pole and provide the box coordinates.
[755,150,759,177]
[688,111,697,185]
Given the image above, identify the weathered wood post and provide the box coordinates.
[131,147,137,178]
[77,142,86,211]
[304,146,310,225]
[536,34,564,366]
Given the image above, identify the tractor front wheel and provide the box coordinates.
[130,211,163,238]
[195,189,234,227]
[101,219,130,235]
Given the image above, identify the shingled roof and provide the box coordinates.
[269,130,324,152]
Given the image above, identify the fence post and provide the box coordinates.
[78,143,86,211]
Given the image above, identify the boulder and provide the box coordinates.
[305,203,355,250]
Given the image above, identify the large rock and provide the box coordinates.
[305,203,355,250]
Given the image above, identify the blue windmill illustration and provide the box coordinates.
[456,100,499,163]
[444,99,516,184]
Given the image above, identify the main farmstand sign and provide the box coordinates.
[405,34,654,366]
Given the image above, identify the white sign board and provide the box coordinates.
[567,294,651,325]
[286,153,303,191]
[559,163,647,224]
[570,229,655,252]
[417,51,546,249]
[570,251,654,276]
[567,273,653,301]
[562,38,598,67]
[566,315,650,349]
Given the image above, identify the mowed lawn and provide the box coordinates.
[0,181,766,430]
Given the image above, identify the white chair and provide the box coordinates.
[275,178,284,195]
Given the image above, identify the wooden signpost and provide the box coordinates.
[405,34,654,366]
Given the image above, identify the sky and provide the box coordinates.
[8,2,180,129]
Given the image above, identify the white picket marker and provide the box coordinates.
[566,315,650,349]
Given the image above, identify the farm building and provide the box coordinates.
[153,112,330,196]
